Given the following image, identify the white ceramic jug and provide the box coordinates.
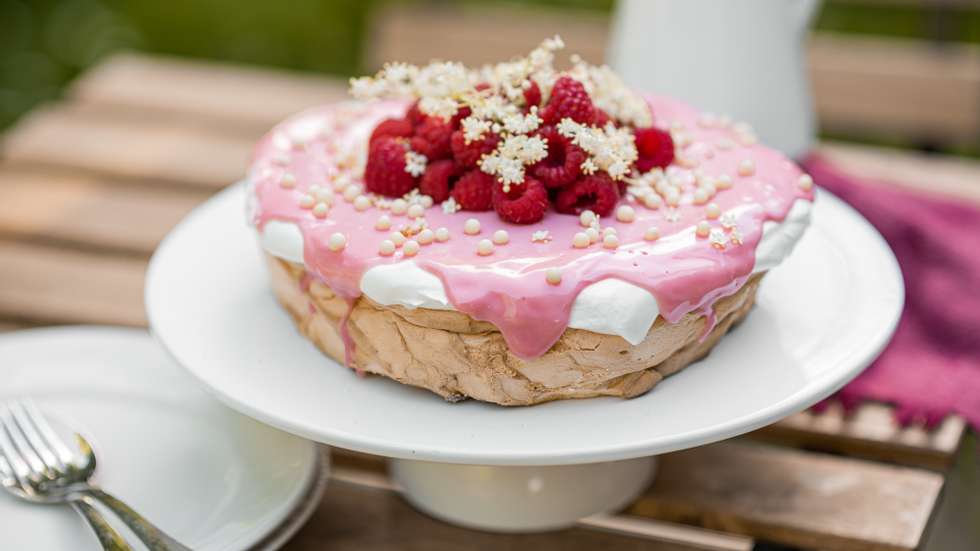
[608,0,821,159]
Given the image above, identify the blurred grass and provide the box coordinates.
[2,0,979,143]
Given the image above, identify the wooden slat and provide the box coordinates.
[70,53,348,135]
[629,441,944,551]
[0,242,146,326]
[295,478,741,551]
[0,322,25,333]
[366,4,609,68]
[817,142,980,204]
[0,168,207,255]
[810,33,980,143]
[0,104,252,189]
[756,402,966,471]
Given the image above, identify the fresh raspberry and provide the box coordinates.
[594,108,611,128]
[419,159,455,203]
[369,117,413,148]
[530,125,585,188]
[451,106,472,128]
[554,172,620,216]
[412,116,453,159]
[634,127,675,172]
[492,177,549,224]
[405,101,424,125]
[523,79,542,109]
[450,130,500,168]
[451,169,494,211]
[541,76,596,125]
[364,136,418,197]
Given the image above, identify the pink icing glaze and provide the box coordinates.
[251,97,813,360]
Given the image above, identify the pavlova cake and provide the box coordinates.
[247,37,814,406]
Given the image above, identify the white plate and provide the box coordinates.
[0,326,325,551]
[147,185,903,466]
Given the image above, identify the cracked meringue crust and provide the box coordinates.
[267,253,763,406]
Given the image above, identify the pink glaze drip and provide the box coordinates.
[251,97,813,360]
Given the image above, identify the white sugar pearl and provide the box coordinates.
[464,218,481,235]
[328,232,347,251]
[312,202,329,218]
[343,184,362,201]
[737,159,755,177]
[615,205,636,223]
[279,173,296,189]
[572,232,590,248]
[545,268,562,285]
[706,203,721,219]
[332,175,351,191]
[435,227,450,242]
[389,231,406,247]
[314,188,333,203]
[643,194,662,209]
[644,227,660,241]
[715,174,733,189]
[476,239,494,256]
[379,240,396,256]
[417,228,435,245]
[492,230,509,245]
[798,174,814,191]
[585,227,599,243]
[421,195,434,208]
[354,195,371,211]
[603,227,617,237]
[407,204,425,219]
[665,188,680,207]
[603,234,620,249]
[298,194,315,209]
[579,210,596,227]
[696,221,711,238]
[403,240,420,256]
[375,215,391,230]
[693,188,710,205]
[390,199,408,215]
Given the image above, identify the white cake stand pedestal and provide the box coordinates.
[146,186,903,532]
[390,457,656,531]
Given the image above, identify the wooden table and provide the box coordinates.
[0,53,973,551]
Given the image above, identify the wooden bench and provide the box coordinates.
[0,52,971,550]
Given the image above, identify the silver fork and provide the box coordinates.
[0,400,191,551]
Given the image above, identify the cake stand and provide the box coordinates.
[145,185,903,532]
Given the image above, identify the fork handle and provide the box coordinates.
[71,498,134,551]
[77,487,192,551]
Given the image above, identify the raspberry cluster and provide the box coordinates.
[364,75,675,225]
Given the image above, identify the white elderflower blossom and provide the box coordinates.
[441,197,460,214]
[556,118,638,180]
[404,151,427,177]
[480,134,548,188]
[531,230,552,243]
[502,110,542,135]
[461,116,492,143]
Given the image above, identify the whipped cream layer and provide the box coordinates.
[250,98,814,358]
[260,199,810,345]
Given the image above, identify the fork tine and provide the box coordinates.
[20,400,76,467]
[10,401,65,472]
[0,413,34,486]
[0,404,49,479]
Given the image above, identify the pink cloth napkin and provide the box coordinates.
[803,155,980,430]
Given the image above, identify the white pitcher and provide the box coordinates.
[608,0,821,159]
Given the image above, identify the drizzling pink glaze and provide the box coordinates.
[251,97,813,360]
